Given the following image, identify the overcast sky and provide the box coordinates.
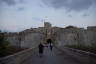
[0,0,96,32]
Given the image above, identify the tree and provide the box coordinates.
[65,25,78,29]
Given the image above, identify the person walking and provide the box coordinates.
[49,43,53,51]
[46,39,53,51]
[38,43,44,57]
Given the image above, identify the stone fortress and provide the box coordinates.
[5,22,96,48]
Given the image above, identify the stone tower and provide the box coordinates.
[44,22,53,43]
[44,22,52,28]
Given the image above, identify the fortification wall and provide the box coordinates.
[21,32,44,48]
[6,25,96,47]
[56,27,96,46]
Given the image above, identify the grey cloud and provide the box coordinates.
[1,0,16,6]
[0,0,24,6]
[42,0,96,11]
[18,7,24,11]
[83,13,89,17]
[68,15,72,17]
[93,0,96,3]
[19,0,24,3]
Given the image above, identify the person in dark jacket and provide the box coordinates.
[47,39,53,51]
[38,43,44,57]
[49,43,53,51]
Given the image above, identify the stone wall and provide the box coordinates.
[84,29,96,46]
[6,33,20,47]
[5,28,45,48]
[5,24,96,47]
[55,27,96,46]
[21,32,44,48]
[54,28,81,46]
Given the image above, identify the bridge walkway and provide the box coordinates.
[22,47,80,64]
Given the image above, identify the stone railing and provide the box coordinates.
[0,47,37,64]
[57,46,96,64]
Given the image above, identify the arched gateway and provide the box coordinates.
[46,39,52,44]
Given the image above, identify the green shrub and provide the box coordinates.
[0,32,9,57]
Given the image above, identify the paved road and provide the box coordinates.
[22,47,80,64]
